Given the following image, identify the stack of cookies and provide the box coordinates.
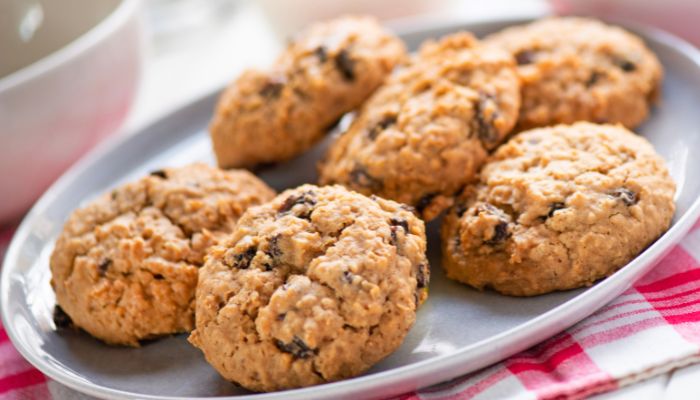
[50,16,676,393]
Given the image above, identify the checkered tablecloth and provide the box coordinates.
[3,221,700,399]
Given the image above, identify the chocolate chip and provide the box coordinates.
[415,193,437,216]
[279,191,316,219]
[548,202,566,218]
[334,49,355,81]
[515,50,536,65]
[260,79,285,98]
[349,166,382,191]
[225,246,257,269]
[149,170,167,179]
[53,305,72,329]
[416,263,429,288]
[485,221,510,245]
[275,336,316,359]
[614,58,636,72]
[314,45,328,62]
[98,258,112,277]
[367,115,397,140]
[586,71,601,87]
[472,94,499,144]
[610,187,638,206]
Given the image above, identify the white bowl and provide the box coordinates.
[0,0,143,223]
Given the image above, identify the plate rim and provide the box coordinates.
[4,15,700,400]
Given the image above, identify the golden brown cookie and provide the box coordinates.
[441,122,675,296]
[318,32,521,220]
[485,17,663,130]
[189,184,429,391]
[50,163,275,346]
[210,16,406,168]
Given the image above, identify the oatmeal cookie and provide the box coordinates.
[189,184,429,391]
[210,16,406,168]
[50,163,275,346]
[319,32,520,220]
[485,17,663,130]
[441,122,675,296]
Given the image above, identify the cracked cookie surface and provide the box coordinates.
[50,163,275,346]
[318,32,520,220]
[210,16,406,168]
[485,17,662,130]
[189,184,429,391]
[441,123,675,296]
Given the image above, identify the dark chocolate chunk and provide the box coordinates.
[416,263,429,288]
[225,246,257,269]
[314,45,328,62]
[334,49,355,81]
[472,94,500,144]
[367,115,397,140]
[260,79,285,98]
[349,166,382,191]
[53,305,72,329]
[275,336,316,359]
[98,258,112,277]
[149,170,167,179]
[515,50,536,65]
[610,187,638,206]
[415,193,437,215]
[485,221,510,245]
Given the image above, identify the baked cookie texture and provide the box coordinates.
[485,17,663,131]
[318,32,521,221]
[50,163,275,346]
[189,184,429,391]
[210,16,406,168]
[441,122,675,296]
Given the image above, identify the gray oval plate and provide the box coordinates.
[3,17,700,400]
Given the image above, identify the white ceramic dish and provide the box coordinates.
[0,0,143,223]
[3,16,700,400]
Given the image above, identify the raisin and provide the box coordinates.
[349,166,382,191]
[367,115,397,140]
[415,193,437,216]
[416,263,429,288]
[515,50,536,65]
[610,188,638,206]
[485,221,510,245]
[225,246,257,269]
[390,218,409,233]
[343,270,353,283]
[267,234,282,260]
[548,202,566,218]
[153,274,164,280]
[149,170,167,179]
[614,57,636,72]
[334,49,355,81]
[586,71,601,87]
[275,336,316,359]
[53,305,72,328]
[278,191,316,219]
[277,313,286,321]
[98,258,112,276]
[260,79,285,98]
[314,45,328,62]
[472,94,499,144]
[455,203,468,217]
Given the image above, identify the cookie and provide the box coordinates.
[318,32,521,221]
[210,16,406,168]
[189,184,429,391]
[50,163,275,346]
[441,122,675,296]
[485,17,663,130]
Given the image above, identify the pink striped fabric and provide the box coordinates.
[2,222,700,399]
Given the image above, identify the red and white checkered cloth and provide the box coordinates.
[3,221,700,400]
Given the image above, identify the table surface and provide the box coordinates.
[53,0,697,398]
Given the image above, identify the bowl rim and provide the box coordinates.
[0,0,140,93]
